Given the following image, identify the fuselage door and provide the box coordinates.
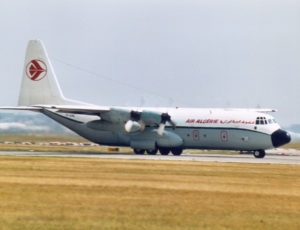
[220,130,228,142]
[192,130,200,141]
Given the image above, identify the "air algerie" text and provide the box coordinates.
[185,119,254,125]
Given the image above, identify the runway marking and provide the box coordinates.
[0,151,300,165]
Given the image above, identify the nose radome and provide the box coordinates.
[271,129,291,148]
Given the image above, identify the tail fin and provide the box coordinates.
[18,40,78,106]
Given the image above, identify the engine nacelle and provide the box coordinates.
[125,120,141,133]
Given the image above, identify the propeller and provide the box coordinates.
[130,111,146,131]
[157,113,176,136]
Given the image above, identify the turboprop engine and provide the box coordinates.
[129,110,176,136]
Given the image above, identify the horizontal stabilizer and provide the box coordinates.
[0,106,43,112]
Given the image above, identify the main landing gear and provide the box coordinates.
[134,149,145,155]
[133,148,183,156]
[253,150,265,158]
[134,148,158,155]
[158,148,183,156]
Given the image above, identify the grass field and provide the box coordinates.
[0,157,300,230]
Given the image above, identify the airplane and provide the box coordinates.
[0,40,291,158]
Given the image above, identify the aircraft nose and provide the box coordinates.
[271,129,291,148]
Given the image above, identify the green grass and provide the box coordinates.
[0,157,299,229]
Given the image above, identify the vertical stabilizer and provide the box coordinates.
[18,40,76,106]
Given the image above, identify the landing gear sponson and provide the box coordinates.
[133,148,183,156]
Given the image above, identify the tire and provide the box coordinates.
[171,148,183,156]
[253,150,265,158]
[159,148,170,155]
[134,149,145,155]
[146,148,158,155]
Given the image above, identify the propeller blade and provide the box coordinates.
[138,120,146,131]
[129,110,146,132]
[160,112,176,130]
[131,111,141,121]
[169,120,176,129]
[157,123,165,136]
[161,113,171,123]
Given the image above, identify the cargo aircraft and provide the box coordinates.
[0,40,291,158]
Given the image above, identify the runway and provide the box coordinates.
[0,151,300,165]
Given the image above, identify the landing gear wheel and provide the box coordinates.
[159,148,170,155]
[146,148,158,155]
[253,150,265,158]
[171,148,183,156]
[134,149,145,155]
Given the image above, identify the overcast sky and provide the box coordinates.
[0,0,299,126]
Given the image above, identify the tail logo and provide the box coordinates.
[26,59,47,81]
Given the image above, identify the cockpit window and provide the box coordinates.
[255,117,268,125]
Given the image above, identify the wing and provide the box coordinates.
[0,105,175,135]
[253,108,277,113]
[224,108,277,113]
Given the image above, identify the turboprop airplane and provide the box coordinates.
[0,40,291,158]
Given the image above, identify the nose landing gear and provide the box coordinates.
[253,150,265,158]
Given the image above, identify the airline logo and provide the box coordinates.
[26,59,47,81]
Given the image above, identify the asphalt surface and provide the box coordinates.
[0,151,300,165]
